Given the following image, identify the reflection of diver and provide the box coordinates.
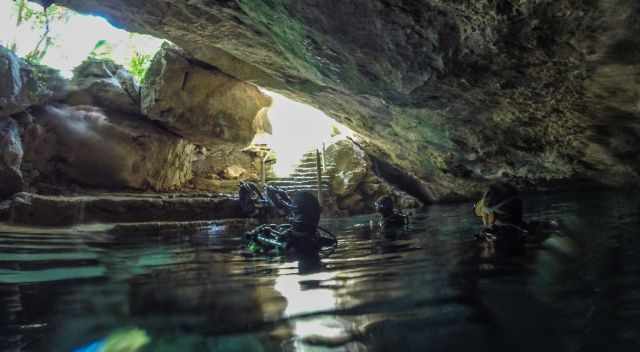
[244,191,337,256]
[239,181,292,221]
[370,196,410,236]
[472,182,564,251]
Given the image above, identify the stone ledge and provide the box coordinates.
[7,192,243,227]
[0,218,256,237]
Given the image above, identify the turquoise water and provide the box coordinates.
[1,191,639,351]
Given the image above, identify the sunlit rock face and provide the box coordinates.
[326,140,421,214]
[141,44,272,147]
[0,51,198,194]
[65,58,141,114]
[141,44,271,191]
[22,105,196,191]
[42,0,640,200]
[0,44,270,196]
[0,46,68,117]
[190,145,261,193]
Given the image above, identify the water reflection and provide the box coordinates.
[0,191,639,351]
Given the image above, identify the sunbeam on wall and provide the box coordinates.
[260,90,353,177]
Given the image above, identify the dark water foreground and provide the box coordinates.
[1,192,639,352]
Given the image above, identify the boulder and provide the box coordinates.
[325,139,421,214]
[337,192,365,214]
[0,45,68,117]
[0,118,24,198]
[65,58,141,114]
[22,105,196,191]
[190,144,261,191]
[328,140,369,197]
[223,165,246,179]
[141,44,272,147]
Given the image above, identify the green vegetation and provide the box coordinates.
[237,0,322,82]
[2,0,161,81]
[88,39,112,59]
[128,50,153,83]
[9,0,71,64]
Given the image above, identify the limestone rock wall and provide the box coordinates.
[0,43,273,199]
[141,44,272,147]
[0,118,24,198]
[21,105,196,191]
[140,44,272,193]
[65,58,141,114]
[0,46,68,117]
[326,140,421,214]
[38,0,640,200]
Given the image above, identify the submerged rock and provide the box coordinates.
[141,44,272,147]
[0,45,68,117]
[0,118,24,198]
[8,192,242,227]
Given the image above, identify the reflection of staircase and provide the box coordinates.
[267,149,336,202]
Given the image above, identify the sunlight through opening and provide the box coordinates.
[257,90,353,177]
[0,0,164,78]
[0,1,356,181]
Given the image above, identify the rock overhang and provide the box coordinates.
[27,0,640,199]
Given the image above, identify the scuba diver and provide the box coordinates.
[238,181,292,221]
[244,191,337,256]
[472,182,563,250]
[370,195,410,232]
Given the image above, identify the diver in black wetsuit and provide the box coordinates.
[370,195,409,232]
[238,181,292,221]
[244,191,337,256]
[473,182,562,249]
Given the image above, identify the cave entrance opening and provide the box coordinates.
[248,90,353,183]
[1,0,357,197]
[0,0,164,80]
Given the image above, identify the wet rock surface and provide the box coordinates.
[7,192,242,227]
[38,0,640,199]
[0,118,24,198]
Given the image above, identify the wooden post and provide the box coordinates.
[322,142,326,172]
[316,148,323,204]
[260,150,267,186]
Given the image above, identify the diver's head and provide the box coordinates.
[473,182,523,226]
[289,191,321,233]
[375,196,395,217]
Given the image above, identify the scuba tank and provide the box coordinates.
[239,181,270,217]
[244,192,337,255]
[373,195,410,230]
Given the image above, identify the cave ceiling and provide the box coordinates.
[36,0,640,200]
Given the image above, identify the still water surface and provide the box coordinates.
[1,191,639,352]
